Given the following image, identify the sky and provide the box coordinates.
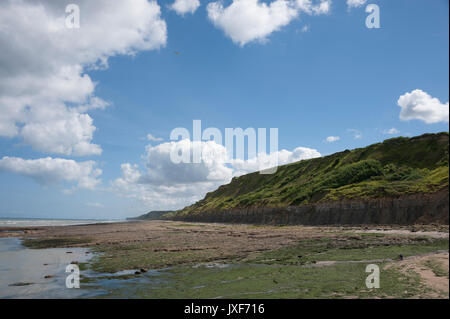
[0,0,448,219]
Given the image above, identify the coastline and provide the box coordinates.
[1,220,448,298]
[0,237,96,298]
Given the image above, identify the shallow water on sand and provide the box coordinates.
[0,238,171,298]
[1,238,226,299]
[0,238,102,298]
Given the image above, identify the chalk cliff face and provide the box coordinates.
[170,188,449,225]
[167,132,449,225]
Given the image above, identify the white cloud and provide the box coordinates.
[325,136,340,142]
[140,140,233,185]
[347,128,362,139]
[0,0,167,156]
[0,157,101,190]
[296,0,331,14]
[20,107,103,156]
[112,163,225,211]
[314,0,331,14]
[112,140,321,210]
[170,0,201,15]
[207,0,330,46]
[346,0,367,9]
[231,146,321,176]
[397,89,449,124]
[383,128,400,135]
[147,134,164,142]
[207,0,298,46]
[300,25,310,32]
[111,141,232,210]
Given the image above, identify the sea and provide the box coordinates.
[0,218,122,298]
[0,218,122,228]
[0,237,99,298]
[0,218,159,298]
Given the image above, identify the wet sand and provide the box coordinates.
[0,238,95,298]
[1,221,448,299]
[2,220,447,251]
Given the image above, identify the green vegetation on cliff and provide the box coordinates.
[173,133,449,217]
[128,211,172,221]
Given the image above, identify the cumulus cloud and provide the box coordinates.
[0,0,167,156]
[112,139,321,210]
[296,0,331,14]
[383,128,400,135]
[397,90,449,124]
[207,0,331,46]
[112,162,225,211]
[0,157,101,190]
[170,0,201,15]
[326,136,340,142]
[346,0,367,9]
[140,140,233,185]
[111,140,232,210]
[232,147,321,176]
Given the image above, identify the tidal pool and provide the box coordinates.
[0,237,101,298]
[0,237,175,299]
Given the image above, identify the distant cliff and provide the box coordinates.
[168,133,449,225]
[128,211,172,221]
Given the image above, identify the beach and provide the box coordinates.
[0,218,122,228]
[0,237,95,298]
[0,220,448,298]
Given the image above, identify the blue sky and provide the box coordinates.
[0,0,448,219]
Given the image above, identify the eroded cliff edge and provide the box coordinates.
[165,133,449,225]
[170,188,449,225]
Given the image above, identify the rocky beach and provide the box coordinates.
[1,220,448,299]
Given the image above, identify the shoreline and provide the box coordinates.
[2,220,448,298]
[0,237,96,298]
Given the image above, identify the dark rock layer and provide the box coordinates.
[170,189,449,225]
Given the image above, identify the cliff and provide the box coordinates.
[168,132,449,225]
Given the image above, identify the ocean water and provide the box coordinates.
[0,237,103,298]
[0,218,122,228]
[0,237,164,299]
[0,219,168,298]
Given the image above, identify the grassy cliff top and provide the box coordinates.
[174,132,449,217]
